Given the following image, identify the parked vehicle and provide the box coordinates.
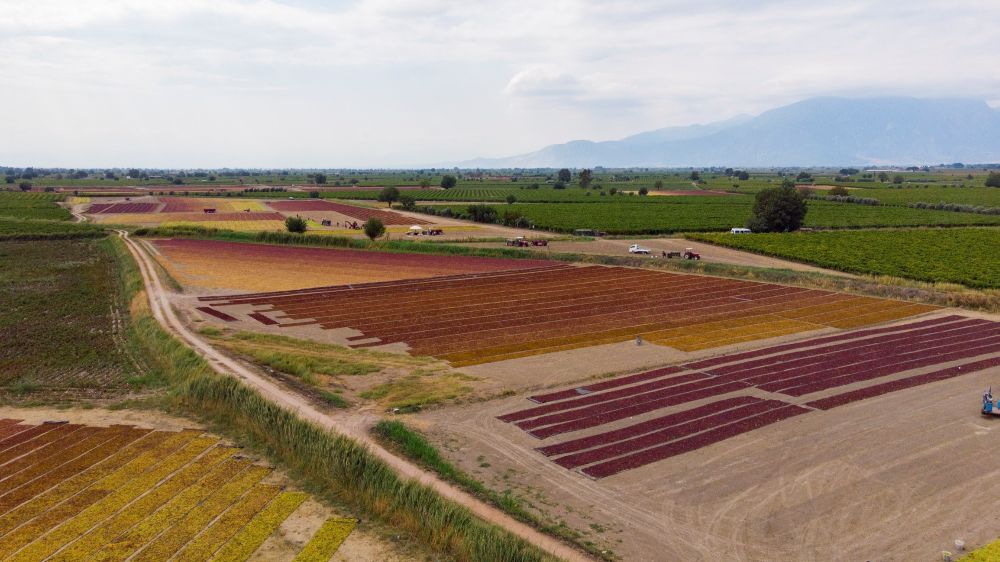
[628,244,652,254]
[730,227,751,234]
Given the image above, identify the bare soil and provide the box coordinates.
[415,312,1000,561]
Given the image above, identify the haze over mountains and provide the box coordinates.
[462,97,1000,168]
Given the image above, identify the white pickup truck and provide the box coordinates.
[628,244,652,255]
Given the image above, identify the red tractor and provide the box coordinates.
[682,248,701,260]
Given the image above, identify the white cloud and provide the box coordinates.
[0,0,998,166]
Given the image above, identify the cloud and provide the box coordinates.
[0,0,998,165]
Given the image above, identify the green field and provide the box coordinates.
[0,238,143,393]
[426,199,1000,234]
[688,228,1000,288]
[0,191,72,220]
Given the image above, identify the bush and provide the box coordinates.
[285,215,307,233]
[308,191,320,198]
[747,186,808,232]
[440,175,457,189]
[829,186,849,196]
[638,187,649,196]
[363,218,385,240]
[465,204,498,223]
[399,194,416,211]
[986,171,1000,188]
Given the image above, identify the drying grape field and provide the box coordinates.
[498,314,999,478]
[196,262,935,366]
[153,238,554,293]
[0,419,355,561]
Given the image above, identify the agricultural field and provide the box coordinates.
[414,309,1000,560]
[152,238,556,292]
[0,418,357,561]
[499,314,999,477]
[426,198,1000,234]
[196,263,936,366]
[0,238,142,396]
[689,228,1000,288]
[0,192,72,221]
[0,218,106,240]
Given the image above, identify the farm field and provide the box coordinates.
[689,228,1000,288]
[426,198,1000,234]
[0,417,357,561]
[196,264,937,366]
[0,238,140,396]
[498,314,999,477]
[152,238,557,292]
[0,193,72,221]
[412,310,1000,561]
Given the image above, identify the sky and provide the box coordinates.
[1,0,999,168]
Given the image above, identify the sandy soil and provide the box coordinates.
[416,311,1000,561]
[468,238,852,276]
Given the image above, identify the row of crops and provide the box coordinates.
[0,192,72,221]
[0,420,356,561]
[424,199,1000,234]
[689,228,1000,288]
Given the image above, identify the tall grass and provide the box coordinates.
[109,237,556,562]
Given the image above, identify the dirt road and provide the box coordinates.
[116,230,590,562]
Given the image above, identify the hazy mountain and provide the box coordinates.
[461,97,1000,168]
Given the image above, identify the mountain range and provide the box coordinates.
[461,97,1000,168]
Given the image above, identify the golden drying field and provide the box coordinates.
[0,418,355,562]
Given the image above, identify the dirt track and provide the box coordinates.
[468,238,852,276]
[116,230,591,562]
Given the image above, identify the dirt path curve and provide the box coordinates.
[115,230,590,562]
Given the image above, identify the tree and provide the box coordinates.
[724,168,734,176]
[552,181,566,190]
[737,170,750,181]
[506,194,517,205]
[285,215,307,233]
[363,218,385,240]
[609,187,618,195]
[465,204,498,223]
[399,194,416,210]
[4,176,13,184]
[877,172,889,182]
[689,171,700,181]
[638,187,649,196]
[378,186,400,208]
[829,186,849,196]
[654,180,664,190]
[892,175,905,184]
[839,168,859,176]
[19,181,32,192]
[558,168,572,183]
[172,178,184,185]
[986,171,1000,187]
[420,178,431,189]
[795,171,813,182]
[747,186,808,233]
[578,169,593,189]
[308,191,320,198]
[440,175,458,189]
[314,173,327,184]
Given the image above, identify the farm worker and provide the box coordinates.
[635,335,643,346]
